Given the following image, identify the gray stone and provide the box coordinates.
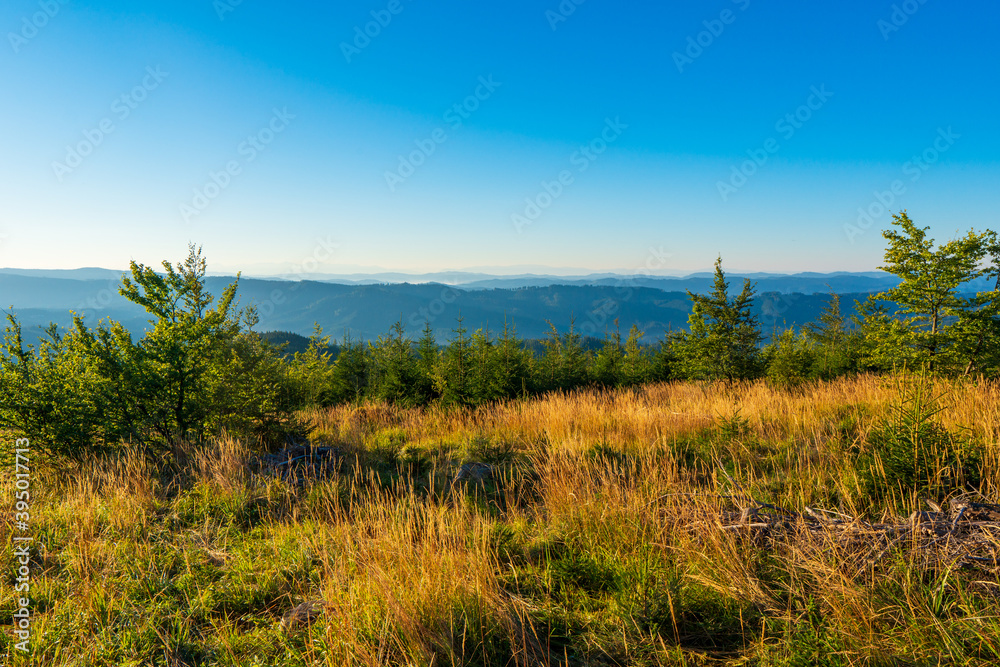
[454,462,494,483]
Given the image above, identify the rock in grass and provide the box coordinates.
[280,600,326,632]
[454,462,494,483]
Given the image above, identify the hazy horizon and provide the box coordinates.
[0,263,893,280]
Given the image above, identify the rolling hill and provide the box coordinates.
[0,269,896,346]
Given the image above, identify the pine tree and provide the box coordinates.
[468,325,497,402]
[414,321,439,403]
[369,320,418,404]
[559,319,589,389]
[592,320,624,387]
[623,324,650,385]
[288,323,337,406]
[533,319,589,391]
[330,332,368,402]
[434,314,472,405]
[650,333,677,382]
[803,292,859,379]
[537,321,564,392]
[493,317,531,398]
[674,256,762,380]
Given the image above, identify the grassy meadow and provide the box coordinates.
[4,374,1000,666]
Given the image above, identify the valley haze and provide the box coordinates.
[0,265,927,345]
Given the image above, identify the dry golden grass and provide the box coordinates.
[308,373,999,453]
[4,375,1000,665]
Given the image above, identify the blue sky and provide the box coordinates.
[1,0,998,275]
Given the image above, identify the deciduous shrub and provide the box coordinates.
[0,246,300,458]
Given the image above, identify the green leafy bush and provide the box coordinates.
[0,246,300,458]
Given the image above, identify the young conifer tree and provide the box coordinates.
[674,256,762,380]
[592,320,624,387]
[434,314,472,405]
[623,324,650,385]
[494,316,531,398]
[414,321,440,403]
[803,292,858,379]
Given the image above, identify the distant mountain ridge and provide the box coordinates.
[0,267,125,281]
[2,268,991,347]
[1,266,904,292]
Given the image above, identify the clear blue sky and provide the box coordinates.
[2,0,998,275]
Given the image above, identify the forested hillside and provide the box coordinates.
[0,270,899,346]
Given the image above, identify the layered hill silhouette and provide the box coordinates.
[0,268,956,345]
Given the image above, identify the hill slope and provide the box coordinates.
[2,272,871,344]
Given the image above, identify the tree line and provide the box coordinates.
[2,211,998,458]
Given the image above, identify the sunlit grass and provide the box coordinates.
[4,374,1000,665]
